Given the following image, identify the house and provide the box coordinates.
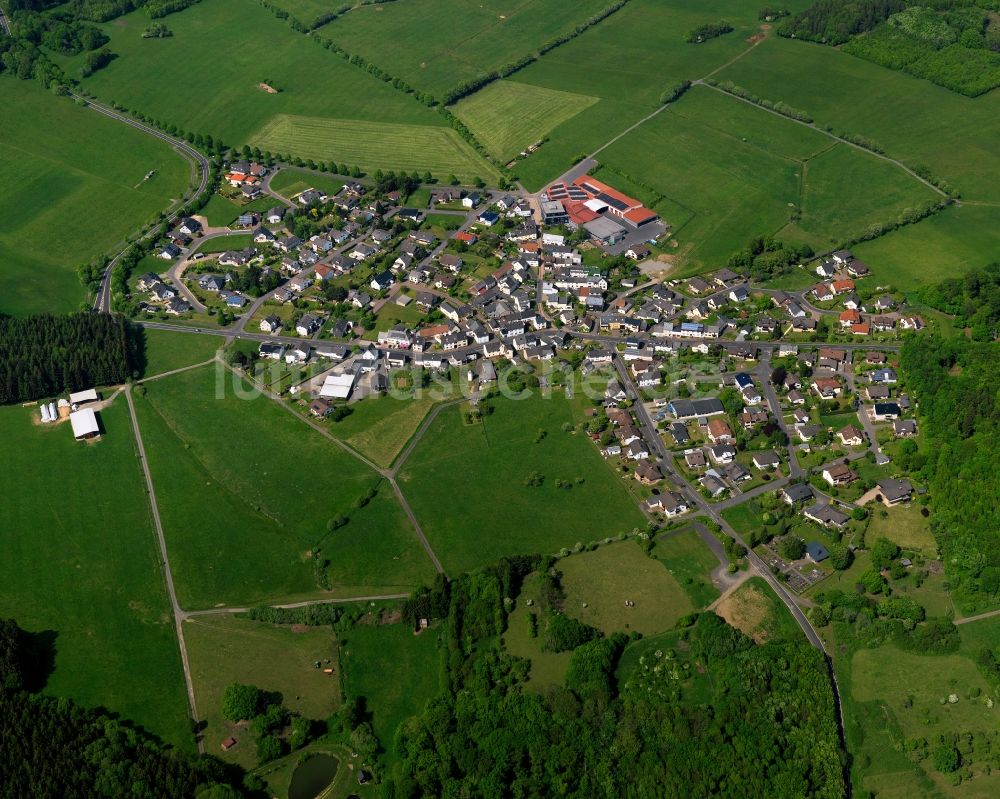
[166,298,191,315]
[685,449,707,469]
[866,384,890,401]
[627,439,650,461]
[706,418,734,443]
[839,309,861,327]
[846,259,870,277]
[438,253,464,272]
[159,243,181,260]
[729,286,749,303]
[198,274,227,292]
[781,483,814,504]
[812,283,835,302]
[319,372,356,400]
[259,315,282,334]
[309,398,333,418]
[285,345,311,364]
[751,451,780,470]
[872,402,901,421]
[645,491,688,517]
[265,207,284,225]
[811,377,842,398]
[477,210,500,226]
[723,462,752,484]
[804,504,849,529]
[853,321,871,335]
[708,444,737,465]
[822,464,857,486]
[893,419,917,437]
[837,425,864,446]
[871,368,898,384]
[462,192,482,209]
[178,217,202,236]
[877,478,913,505]
[831,279,855,295]
[634,459,662,485]
[259,342,285,361]
[700,473,727,497]
[815,260,837,278]
[626,243,651,261]
[831,249,853,265]
[296,314,322,336]
[370,271,394,291]
[900,315,925,330]
[667,398,725,420]
[669,422,690,445]
[805,541,829,563]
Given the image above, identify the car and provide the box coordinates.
[191,253,205,261]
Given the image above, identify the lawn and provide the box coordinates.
[717,34,1000,203]
[133,365,437,608]
[866,503,937,557]
[183,614,341,769]
[0,401,191,748]
[852,204,1000,292]
[251,115,499,183]
[714,576,802,644]
[319,0,612,98]
[194,234,254,254]
[653,528,723,609]
[398,393,647,574]
[140,328,222,378]
[329,394,439,468]
[0,78,189,316]
[268,167,351,201]
[198,193,276,227]
[340,622,442,763]
[558,541,694,636]
[453,80,599,161]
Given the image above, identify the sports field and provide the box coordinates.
[133,365,437,608]
[0,79,189,316]
[559,542,694,636]
[398,394,647,574]
[0,401,191,748]
[250,115,498,182]
[452,80,598,161]
[184,614,341,769]
[319,0,612,98]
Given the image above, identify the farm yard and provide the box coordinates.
[133,365,437,609]
[0,79,189,316]
[250,115,498,183]
[397,394,647,574]
[0,401,192,748]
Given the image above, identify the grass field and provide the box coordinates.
[714,576,802,644]
[141,329,222,377]
[852,204,1000,292]
[503,573,573,690]
[134,365,436,608]
[251,115,499,183]
[597,85,937,270]
[268,167,351,201]
[0,401,191,747]
[198,193,275,227]
[558,541,694,636]
[340,622,441,762]
[398,394,647,574]
[184,614,341,769]
[866,504,937,556]
[453,80,598,161]
[319,0,612,98]
[0,79,189,316]
[329,394,439,468]
[653,528,722,609]
[717,35,1000,203]
[194,234,254,254]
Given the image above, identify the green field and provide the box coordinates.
[340,622,441,761]
[268,167,351,201]
[453,80,598,161]
[503,573,573,690]
[330,394,439,468]
[653,528,722,609]
[866,504,938,556]
[597,85,937,270]
[717,35,1000,203]
[198,193,275,227]
[852,204,1000,292]
[184,614,341,768]
[251,114,498,182]
[558,541,694,636]
[133,365,436,608]
[715,576,802,644]
[141,328,222,377]
[0,79,189,316]
[399,394,647,574]
[0,401,191,747]
[319,0,611,98]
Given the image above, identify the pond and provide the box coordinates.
[288,754,339,799]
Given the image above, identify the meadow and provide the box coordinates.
[140,328,222,377]
[865,504,937,556]
[340,622,442,763]
[0,401,191,747]
[653,528,723,609]
[714,576,802,644]
[267,167,353,200]
[133,365,437,608]
[0,79,189,316]
[329,394,439,468]
[251,115,499,183]
[558,541,694,636]
[503,573,573,690]
[319,0,612,98]
[398,393,647,574]
[198,193,275,227]
[452,80,598,161]
[183,614,341,769]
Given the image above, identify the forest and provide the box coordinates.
[0,313,136,404]
[391,558,845,798]
[0,618,250,799]
[900,335,1000,613]
[915,261,1000,340]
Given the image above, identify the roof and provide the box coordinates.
[805,541,829,562]
[69,388,98,404]
[319,373,356,400]
[878,478,913,501]
[70,408,99,438]
[783,483,814,502]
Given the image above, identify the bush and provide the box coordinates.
[221,682,262,722]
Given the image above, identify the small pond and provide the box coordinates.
[288,754,339,799]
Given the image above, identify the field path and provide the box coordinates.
[124,385,204,753]
[954,607,1000,626]
[184,592,412,618]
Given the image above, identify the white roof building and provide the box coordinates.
[69,388,98,405]
[69,408,100,440]
[319,373,356,400]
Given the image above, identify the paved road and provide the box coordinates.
[124,386,203,752]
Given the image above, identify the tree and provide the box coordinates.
[778,536,805,561]
[289,716,311,749]
[828,543,854,571]
[221,682,262,722]
[870,537,899,570]
[255,734,285,764]
[933,745,960,773]
[860,568,887,595]
[770,365,787,386]
[350,721,379,760]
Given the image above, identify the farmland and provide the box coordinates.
[140,328,222,377]
[558,541,694,636]
[251,115,498,183]
[0,401,191,748]
[319,0,612,98]
[398,394,647,574]
[133,365,436,608]
[0,79,189,316]
[183,614,341,769]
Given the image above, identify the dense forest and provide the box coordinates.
[901,335,1000,612]
[0,312,136,404]
[915,262,1000,340]
[391,558,845,798]
[0,618,249,799]
[777,0,905,44]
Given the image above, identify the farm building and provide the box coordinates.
[69,408,100,440]
[319,373,356,400]
[69,388,98,407]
